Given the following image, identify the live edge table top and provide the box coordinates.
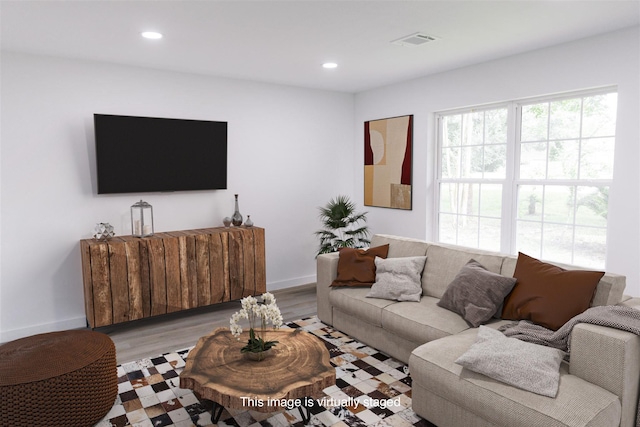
[179,328,336,412]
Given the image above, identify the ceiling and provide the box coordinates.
[1,1,639,93]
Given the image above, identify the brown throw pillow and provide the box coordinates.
[330,244,390,287]
[438,260,517,327]
[501,252,604,330]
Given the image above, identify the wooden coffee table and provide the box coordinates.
[180,327,335,423]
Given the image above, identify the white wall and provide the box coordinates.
[355,27,640,295]
[2,27,638,342]
[0,52,355,342]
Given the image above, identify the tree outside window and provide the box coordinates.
[437,89,617,268]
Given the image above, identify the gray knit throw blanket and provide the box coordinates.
[499,305,640,427]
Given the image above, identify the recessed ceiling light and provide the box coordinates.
[141,31,163,40]
[322,62,338,69]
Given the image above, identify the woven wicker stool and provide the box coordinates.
[0,329,117,427]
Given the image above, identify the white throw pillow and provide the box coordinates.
[366,256,426,302]
[455,326,565,398]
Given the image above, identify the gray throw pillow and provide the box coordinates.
[437,259,516,327]
[366,256,427,302]
[455,326,565,398]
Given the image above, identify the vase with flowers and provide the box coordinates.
[230,292,283,361]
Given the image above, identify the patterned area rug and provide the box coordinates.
[95,316,436,427]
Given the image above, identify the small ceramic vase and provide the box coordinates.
[245,347,271,361]
[231,194,243,226]
[244,215,253,227]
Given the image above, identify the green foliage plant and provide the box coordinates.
[315,195,370,256]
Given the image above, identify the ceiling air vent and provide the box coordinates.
[391,32,438,47]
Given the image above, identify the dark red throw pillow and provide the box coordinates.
[330,244,390,287]
[501,252,604,330]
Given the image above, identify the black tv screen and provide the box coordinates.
[94,114,227,194]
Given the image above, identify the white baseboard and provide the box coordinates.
[267,275,316,291]
[1,315,87,344]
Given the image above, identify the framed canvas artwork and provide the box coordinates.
[364,115,413,210]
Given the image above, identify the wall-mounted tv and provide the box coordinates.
[94,114,227,194]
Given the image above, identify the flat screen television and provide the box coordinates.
[94,114,227,194]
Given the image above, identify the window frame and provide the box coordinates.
[434,86,617,267]
[435,102,513,251]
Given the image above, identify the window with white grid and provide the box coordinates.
[436,88,617,268]
[438,107,508,252]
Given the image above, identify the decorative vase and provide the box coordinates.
[231,194,243,226]
[223,217,232,227]
[245,347,272,361]
[244,215,253,227]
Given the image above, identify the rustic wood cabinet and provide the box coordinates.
[80,227,266,328]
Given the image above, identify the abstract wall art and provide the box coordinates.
[364,115,413,210]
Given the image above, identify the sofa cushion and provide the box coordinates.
[422,244,506,298]
[370,234,429,258]
[455,326,565,397]
[381,296,471,344]
[502,252,605,330]
[592,272,627,306]
[438,260,517,327]
[329,287,396,327]
[502,255,626,308]
[330,244,389,287]
[410,328,621,427]
[366,256,427,302]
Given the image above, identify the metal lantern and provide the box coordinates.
[131,200,154,237]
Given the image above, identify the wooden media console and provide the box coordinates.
[80,227,266,328]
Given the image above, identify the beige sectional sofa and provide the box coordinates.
[316,234,640,427]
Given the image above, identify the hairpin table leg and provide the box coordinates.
[211,401,225,423]
[298,397,317,424]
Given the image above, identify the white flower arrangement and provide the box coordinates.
[229,292,283,356]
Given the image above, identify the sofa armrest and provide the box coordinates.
[570,323,640,427]
[316,252,339,325]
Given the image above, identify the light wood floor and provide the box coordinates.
[99,283,317,364]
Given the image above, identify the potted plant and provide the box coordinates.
[315,195,370,256]
[229,293,283,361]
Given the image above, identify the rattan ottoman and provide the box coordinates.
[0,329,117,427]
